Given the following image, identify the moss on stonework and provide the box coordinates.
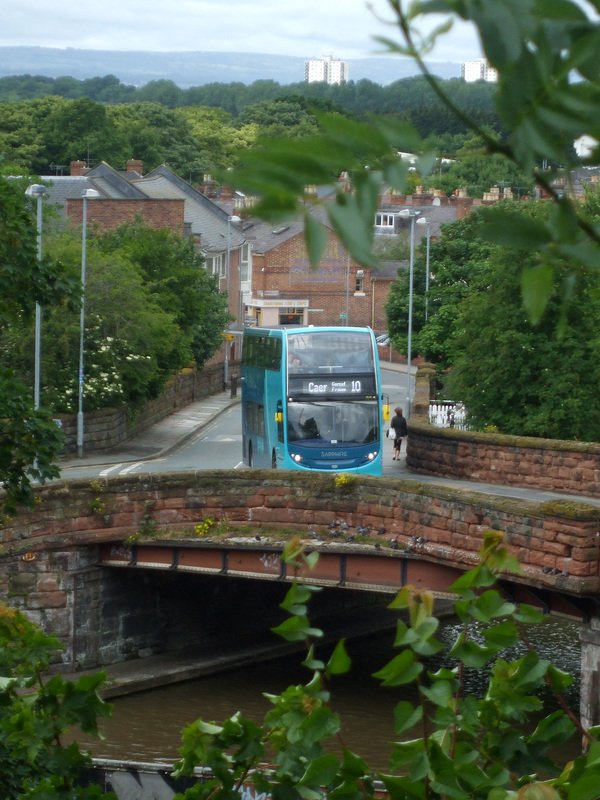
[538,499,600,520]
[410,415,600,454]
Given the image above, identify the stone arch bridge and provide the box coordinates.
[2,469,600,726]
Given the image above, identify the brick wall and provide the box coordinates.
[66,198,185,234]
[254,230,393,328]
[2,470,599,669]
[2,470,598,620]
[55,363,236,454]
[407,416,600,499]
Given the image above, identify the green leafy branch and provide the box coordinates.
[172,530,600,800]
[383,0,600,322]
[227,0,600,325]
[0,604,114,799]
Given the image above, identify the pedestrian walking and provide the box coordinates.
[388,407,408,460]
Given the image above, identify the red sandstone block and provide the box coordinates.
[541,541,571,557]
[257,487,281,497]
[556,558,595,577]
[176,509,206,523]
[570,547,599,563]
[310,511,333,526]
[27,591,68,609]
[246,494,266,506]
[428,516,451,531]
[367,504,394,518]
[554,537,592,555]
[451,533,481,552]
[109,512,136,527]
[163,498,186,509]
[250,507,292,523]
[266,497,293,509]
[543,520,589,535]
[37,578,60,592]
[507,533,537,549]
[226,510,250,522]
[155,509,180,524]
[527,550,555,568]
[422,528,453,546]
[425,505,450,519]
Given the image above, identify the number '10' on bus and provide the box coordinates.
[241,326,389,474]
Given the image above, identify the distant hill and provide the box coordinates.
[0,46,460,88]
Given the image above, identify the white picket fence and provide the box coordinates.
[428,401,469,430]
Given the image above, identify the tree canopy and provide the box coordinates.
[0,220,231,414]
[0,178,76,515]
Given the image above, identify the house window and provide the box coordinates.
[205,254,224,277]
[355,273,364,293]
[240,243,251,282]
[279,307,304,325]
[375,213,396,229]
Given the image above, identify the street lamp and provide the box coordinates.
[416,217,431,321]
[77,188,100,458]
[25,184,46,409]
[224,215,241,388]
[398,208,423,419]
[345,251,350,326]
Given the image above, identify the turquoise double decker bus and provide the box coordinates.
[241,326,388,474]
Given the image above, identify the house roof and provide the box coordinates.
[140,165,245,253]
[379,204,457,238]
[375,260,406,280]
[227,205,334,255]
[36,162,245,254]
[36,175,105,217]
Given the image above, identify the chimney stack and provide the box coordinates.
[126,159,144,176]
[70,160,90,177]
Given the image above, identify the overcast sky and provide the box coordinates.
[1,0,481,62]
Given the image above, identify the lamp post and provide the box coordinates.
[398,209,422,419]
[77,188,100,458]
[224,215,241,388]
[416,217,431,321]
[25,184,46,409]
[345,251,350,326]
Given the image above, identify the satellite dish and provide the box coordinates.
[433,197,441,206]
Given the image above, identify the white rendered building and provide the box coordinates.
[305,55,348,84]
[461,58,498,83]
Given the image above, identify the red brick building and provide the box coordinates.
[239,213,395,330]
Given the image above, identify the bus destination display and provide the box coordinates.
[288,375,376,398]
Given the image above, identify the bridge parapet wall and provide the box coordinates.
[2,470,599,617]
[407,416,600,498]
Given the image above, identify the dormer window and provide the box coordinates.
[375,213,396,230]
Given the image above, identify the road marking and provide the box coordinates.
[119,462,146,475]
[99,464,124,476]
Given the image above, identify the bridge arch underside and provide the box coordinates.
[74,566,404,675]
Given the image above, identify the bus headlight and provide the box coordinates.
[291,453,303,463]
[367,451,378,460]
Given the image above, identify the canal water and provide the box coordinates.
[69,615,583,772]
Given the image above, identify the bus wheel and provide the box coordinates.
[271,451,277,469]
[248,442,253,468]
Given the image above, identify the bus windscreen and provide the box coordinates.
[287,330,374,374]
[286,400,379,445]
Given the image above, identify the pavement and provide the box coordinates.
[59,362,600,508]
[59,389,241,470]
